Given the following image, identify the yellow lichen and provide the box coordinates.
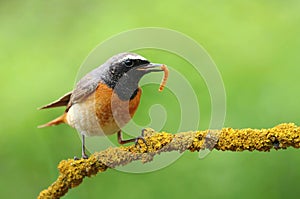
[38,123,300,199]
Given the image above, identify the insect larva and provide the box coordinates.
[159,65,169,92]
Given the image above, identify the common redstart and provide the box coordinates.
[39,52,169,159]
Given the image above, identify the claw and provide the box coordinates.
[134,136,148,148]
[141,129,146,137]
[74,156,79,160]
[73,155,88,160]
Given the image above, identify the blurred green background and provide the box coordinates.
[1,0,300,198]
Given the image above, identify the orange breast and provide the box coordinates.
[93,83,142,135]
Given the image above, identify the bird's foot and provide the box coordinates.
[134,135,147,148]
[117,130,148,151]
[73,154,89,160]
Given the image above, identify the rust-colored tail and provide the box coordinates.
[38,113,67,128]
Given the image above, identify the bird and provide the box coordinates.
[38,52,168,159]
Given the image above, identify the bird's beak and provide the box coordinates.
[136,63,164,72]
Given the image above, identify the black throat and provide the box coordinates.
[113,84,139,101]
[102,73,141,101]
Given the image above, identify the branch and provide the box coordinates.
[38,123,300,199]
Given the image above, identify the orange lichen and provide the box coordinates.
[38,123,300,199]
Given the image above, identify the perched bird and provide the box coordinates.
[39,52,168,159]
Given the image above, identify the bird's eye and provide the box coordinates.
[123,59,134,67]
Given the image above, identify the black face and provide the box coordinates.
[122,58,150,68]
[102,52,163,100]
[107,58,149,87]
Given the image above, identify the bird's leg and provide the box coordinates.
[81,134,89,159]
[74,134,89,160]
[117,130,147,147]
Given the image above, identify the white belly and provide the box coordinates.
[66,102,120,137]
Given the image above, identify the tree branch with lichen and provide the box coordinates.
[37,123,300,199]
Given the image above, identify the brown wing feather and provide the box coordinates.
[39,66,104,111]
[38,91,72,110]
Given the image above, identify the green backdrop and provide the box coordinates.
[1,1,300,198]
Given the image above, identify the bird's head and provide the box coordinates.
[102,52,165,100]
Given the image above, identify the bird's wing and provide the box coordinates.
[38,91,72,110]
[69,68,104,106]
